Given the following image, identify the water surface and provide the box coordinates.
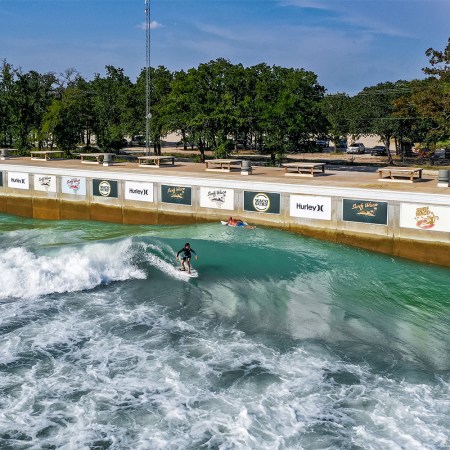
[0,213,449,449]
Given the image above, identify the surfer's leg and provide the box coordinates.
[187,258,191,274]
[181,257,186,271]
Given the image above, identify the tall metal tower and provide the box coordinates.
[145,0,151,155]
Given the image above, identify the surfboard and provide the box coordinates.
[220,221,256,229]
[178,268,199,278]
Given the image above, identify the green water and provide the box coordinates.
[0,213,449,449]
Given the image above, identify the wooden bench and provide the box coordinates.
[79,153,115,166]
[205,159,242,172]
[138,155,175,167]
[30,150,65,161]
[378,167,423,183]
[283,162,326,177]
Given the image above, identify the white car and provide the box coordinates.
[347,143,365,154]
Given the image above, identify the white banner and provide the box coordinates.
[200,187,235,210]
[34,174,57,192]
[290,195,332,220]
[400,203,450,232]
[8,172,29,190]
[61,176,86,195]
[125,181,154,202]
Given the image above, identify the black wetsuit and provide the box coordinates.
[177,247,196,260]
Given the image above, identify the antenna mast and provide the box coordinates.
[145,0,151,155]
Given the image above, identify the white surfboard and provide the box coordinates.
[178,268,199,278]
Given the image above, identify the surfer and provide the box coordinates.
[228,217,245,227]
[176,243,198,274]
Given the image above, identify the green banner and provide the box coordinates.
[244,191,281,215]
[93,179,119,198]
[161,185,192,205]
[0,171,3,187]
[342,198,388,225]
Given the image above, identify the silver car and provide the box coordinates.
[347,143,365,154]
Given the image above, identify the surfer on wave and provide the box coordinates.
[176,243,198,274]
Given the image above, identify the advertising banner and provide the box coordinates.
[290,195,332,220]
[400,203,450,232]
[8,172,29,190]
[342,199,388,225]
[161,185,192,205]
[244,191,280,215]
[34,174,57,193]
[125,181,154,202]
[61,176,87,196]
[93,179,118,198]
[0,172,3,187]
[200,187,234,210]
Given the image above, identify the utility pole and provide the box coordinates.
[145,0,151,155]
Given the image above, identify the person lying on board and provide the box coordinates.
[176,243,198,274]
[228,217,246,227]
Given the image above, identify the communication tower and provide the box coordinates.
[145,0,151,154]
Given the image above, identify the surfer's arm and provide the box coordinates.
[176,249,183,258]
[191,249,198,259]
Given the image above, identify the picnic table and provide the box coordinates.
[79,153,115,166]
[205,159,242,172]
[378,167,423,183]
[30,150,65,161]
[283,162,326,177]
[138,155,175,167]
[0,148,21,160]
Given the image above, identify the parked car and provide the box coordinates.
[347,143,365,154]
[315,139,329,148]
[370,145,387,156]
[444,148,450,159]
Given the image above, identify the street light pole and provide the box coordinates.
[145,0,151,155]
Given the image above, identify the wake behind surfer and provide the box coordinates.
[176,243,198,274]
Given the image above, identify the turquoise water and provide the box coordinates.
[0,213,449,449]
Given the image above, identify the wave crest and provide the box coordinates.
[0,239,145,300]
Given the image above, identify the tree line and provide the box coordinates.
[1,38,448,161]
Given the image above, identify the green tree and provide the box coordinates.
[42,84,87,154]
[320,93,351,150]
[10,69,56,150]
[0,60,16,147]
[90,66,133,151]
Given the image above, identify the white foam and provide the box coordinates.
[0,239,145,300]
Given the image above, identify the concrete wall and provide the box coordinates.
[0,165,449,268]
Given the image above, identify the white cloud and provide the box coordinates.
[279,0,336,10]
[137,21,163,30]
[279,0,417,38]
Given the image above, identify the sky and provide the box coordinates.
[0,0,449,94]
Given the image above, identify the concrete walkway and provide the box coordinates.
[1,157,449,196]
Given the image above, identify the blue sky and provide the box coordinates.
[1,0,449,94]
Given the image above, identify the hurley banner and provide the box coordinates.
[34,174,57,193]
[343,198,388,225]
[125,181,154,202]
[61,176,87,196]
[93,179,118,198]
[8,172,29,190]
[161,185,192,205]
[400,203,450,232]
[200,187,234,210]
[290,194,332,220]
[244,191,281,215]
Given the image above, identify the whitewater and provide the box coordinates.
[0,213,449,449]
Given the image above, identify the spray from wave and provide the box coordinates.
[0,239,146,300]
